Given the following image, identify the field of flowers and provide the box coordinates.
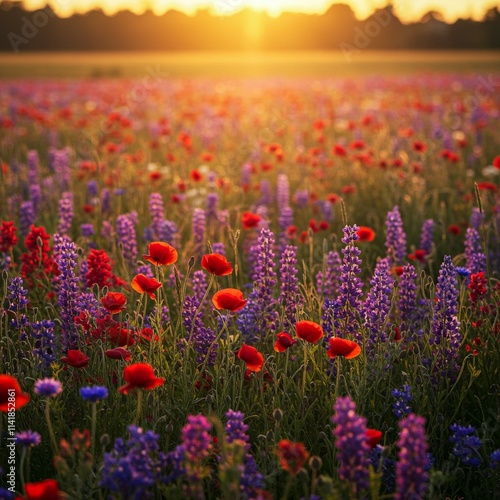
[0,71,499,499]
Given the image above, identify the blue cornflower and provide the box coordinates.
[490,449,500,469]
[80,386,109,403]
[34,378,62,398]
[391,385,413,419]
[15,430,41,448]
[449,423,482,467]
[455,267,471,278]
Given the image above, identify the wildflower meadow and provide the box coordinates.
[0,72,499,499]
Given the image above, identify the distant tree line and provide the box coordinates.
[1,2,500,52]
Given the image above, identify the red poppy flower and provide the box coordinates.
[0,375,30,412]
[332,144,347,157]
[237,344,264,372]
[326,337,361,359]
[295,320,323,344]
[118,363,164,394]
[274,332,296,352]
[24,479,61,499]
[447,224,461,235]
[131,274,162,300]
[276,440,309,475]
[61,350,89,368]
[190,169,203,182]
[477,181,498,192]
[212,288,247,312]
[241,212,261,230]
[366,429,382,448]
[135,327,159,342]
[201,253,233,276]
[408,249,427,264]
[356,226,375,242]
[105,347,132,361]
[143,242,178,266]
[108,325,135,347]
[493,155,500,169]
[326,193,340,204]
[101,291,127,314]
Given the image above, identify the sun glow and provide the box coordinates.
[20,0,499,22]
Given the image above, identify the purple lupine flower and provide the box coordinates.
[53,148,71,190]
[391,385,413,419]
[419,219,434,255]
[27,150,40,185]
[385,206,407,266]
[86,179,99,201]
[470,207,483,231]
[149,192,164,239]
[321,200,334,222]
[101,188,110,214]
[29,183,42,212]
[158,220,180,248]
[431,255,462,380]
[363,257,393,349]
[240,162,252,188]
[101,220,114,242]
[211,242,226,256]
[259,179,272,206]
[136,264,154,279]
[57,192,74,237]
[34,378,62,398]
[278,206,294,255]
[150,304,170,328]
[15,430,41,448]
[236,228,279,342]
[81,223,94,238]
[192,208,206,259]
[53,234,80,350]
[464,227,486,275]
[182,295,217,367]
[294,189,309,208]
[395,414,429,500]
[7,277,29,342]
[278,245,302,329]
[277,174,290,213]
[116,213,138,269]
[317,250,342,300]
[206,192,219,221]
[332,396,370,493]
[20,200,35,237]
[191,270,207,305]
[449,424,482,467]
[31,319,57,371]
[101,425,166,497]
[397,264,419,339]
[332,225,363,341]
[224,409,265,496]
[180,414,212,493]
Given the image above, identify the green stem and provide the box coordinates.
[90,402,97,459]
[281,475,294,500]
[334,356,341,401]
[134,389,143,426]
[19,447,26,491]
[301,343,308,396]
[44,400,58,454]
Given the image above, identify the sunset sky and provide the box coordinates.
[19,0,500,23]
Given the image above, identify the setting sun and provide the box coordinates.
[19,0,500,22]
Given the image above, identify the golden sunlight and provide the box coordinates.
[21,0,500,22]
